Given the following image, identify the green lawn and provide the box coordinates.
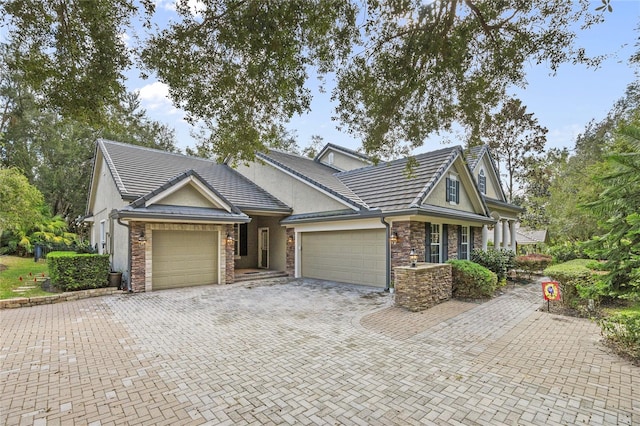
[0,256,53,299]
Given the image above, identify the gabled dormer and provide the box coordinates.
[466,145,507,202]
[315,143,371,171]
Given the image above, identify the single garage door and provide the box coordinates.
[152,230,218,290]
[301,229,386,287]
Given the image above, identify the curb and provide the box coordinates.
[0,287,124,309]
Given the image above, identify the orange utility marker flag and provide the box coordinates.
[542,281,561,311]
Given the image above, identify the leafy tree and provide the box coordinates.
[3,1,611,160]
[586,121,640,296]
[141,0,607,160]
[0,0,152,125]
[0,167,44,237]
[303,135,325,159]
[483,99,548,202]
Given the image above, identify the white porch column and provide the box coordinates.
[494,220,502,249]
[509,220,517,251]
[481,224,488,251]
[502,220,509,249]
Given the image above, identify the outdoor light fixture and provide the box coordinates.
[287,235,294,244]
[390,232,399,245]
[137,231,146,245]
[409,248,418,267]
[226,232,234,245]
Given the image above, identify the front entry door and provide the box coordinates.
[258,227,269,269]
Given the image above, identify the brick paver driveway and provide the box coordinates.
[2,278,639,425]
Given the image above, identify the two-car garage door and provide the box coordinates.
[152,230,218,290]
[301,229,386,288]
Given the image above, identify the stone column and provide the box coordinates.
[493,220,502,249]
[509,220,517,252]
[502,220,510,249]
[481,224,488,251]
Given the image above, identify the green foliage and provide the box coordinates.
[583,121,640,297]
[483,98,548,203]
[544,259,601,307]
[1,0,146,125]
[599,311,640,363]
[471,248,515,281]
[1,213,79,256]
[0,167,44,234]
[448,260,498,299]
[547,241,594,263]
[47,252,110,291]
[515,254,553,275]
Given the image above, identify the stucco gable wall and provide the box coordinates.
[235,161,351,214]
[89,156,129,273]
[474,156,501,200]
[155,184,220,209]
[424,164,476,213]
[318,150,369,171]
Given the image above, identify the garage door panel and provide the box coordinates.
[301,229,386,287]
[152,230,218,290]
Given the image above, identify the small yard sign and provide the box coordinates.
[542,281,561,311]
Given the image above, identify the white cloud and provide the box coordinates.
[137,81,179,114]
[156,0,205,16]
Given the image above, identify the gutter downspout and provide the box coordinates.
[116,216,133,292]
[380,217,391,292]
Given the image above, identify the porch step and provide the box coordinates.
[234,270,289,283]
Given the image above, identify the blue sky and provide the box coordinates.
[132,1,640,155]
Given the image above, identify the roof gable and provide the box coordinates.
[95,139,291,213]
[465,144,507,202]
[315,143,371,171]
[129,170,240,214]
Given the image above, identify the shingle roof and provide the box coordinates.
[98,139,291,212]
[466,145,487,171]
[337,146,461,212]
[257,150,370,209]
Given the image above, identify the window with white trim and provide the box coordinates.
[460,226,469,260]
[479,169,486,194]
[430,224,441,263]
[327,152,334,165]
[445,175,460,204]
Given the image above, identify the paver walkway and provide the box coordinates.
[1,278,638,425]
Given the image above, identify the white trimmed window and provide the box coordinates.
[445,174,460,204]
[479,169,486,194]
[460,226,469,260]
[430,224,441,263]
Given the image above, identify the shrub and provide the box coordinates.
[543,259,600,307]
[48,251,110,291]
[547,241,596,264]
[471,248,515,281]
[448,259,498,299]
[599,311,640,363]
[516,254,553,276]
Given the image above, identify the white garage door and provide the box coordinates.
[152,230,218,290]
[301,229,386,287]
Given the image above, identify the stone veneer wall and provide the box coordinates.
[473,226,482,252]
[130,222,146,292]
[390,221,426,282]
[394,263,452,312]
[285,228,295,277]
[448,224,459,260]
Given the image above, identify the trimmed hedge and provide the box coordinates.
[516,254,553,275]
[471,248,515,281]
[543,259,600,307]
[448,259,498,299]
[48,251,110,291]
